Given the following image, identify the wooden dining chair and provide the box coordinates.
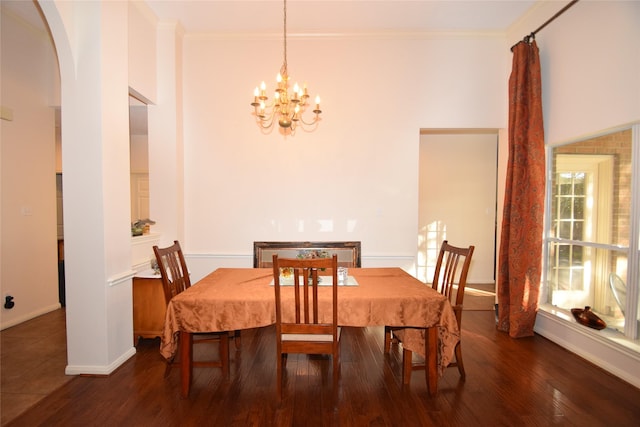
[384,240,474,383]
[153,241,229,378]
[272,254,341,400]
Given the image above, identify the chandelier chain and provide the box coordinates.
[281,0,288,77]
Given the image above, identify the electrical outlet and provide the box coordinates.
[4,295,15,309]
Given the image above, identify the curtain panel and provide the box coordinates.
[497,40,545,338]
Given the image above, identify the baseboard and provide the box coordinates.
[534,308,640,390]
[65,346,137,376]
[0,303,62,331]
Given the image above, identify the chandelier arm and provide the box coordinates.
[297,115,321,126]
[254,108,277,129]
[256,115,276,129]
[291,121,319,133]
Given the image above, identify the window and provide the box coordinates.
[544,127,638,340]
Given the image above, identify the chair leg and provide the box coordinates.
[454,342,465,380]
[402,348,413,385]
[332,351,340,405]
[384,326,392,352]
[164,359,174,378]
[277,354,284,400]
[165,349,179,378]
[233,330,241,349]
[220,333,230,378]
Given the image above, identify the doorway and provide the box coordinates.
[417,130,498,284]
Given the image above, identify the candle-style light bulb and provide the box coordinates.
[292,83,300,101]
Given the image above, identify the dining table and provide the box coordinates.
[160,267,460,397]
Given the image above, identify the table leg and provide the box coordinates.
[425,326,438,396]
[402,348,412,385]
[180,331,193,398]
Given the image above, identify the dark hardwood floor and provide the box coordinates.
[4,308,640,426]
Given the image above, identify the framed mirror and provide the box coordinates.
[253,241,361,268]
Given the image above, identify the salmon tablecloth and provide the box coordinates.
[160,267,459,376]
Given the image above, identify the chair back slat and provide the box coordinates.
[153,241,191,305]
[432,241,475,315]
[273,255,338,328]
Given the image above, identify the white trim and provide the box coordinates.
[107,270,136,287]
[132,260,151,273]
[65,347,137,376]
[627,124,640,338]
[186,30,507,42]
[535,307,640,389]
[130,232,161,244]
[0,303,61,331]
[547,122,640,148]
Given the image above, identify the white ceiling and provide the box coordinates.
[3,1,537,35]
[145,0,537,34]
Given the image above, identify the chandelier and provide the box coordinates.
[250,0,322,133]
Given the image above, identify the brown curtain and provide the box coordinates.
[497,40,545,338]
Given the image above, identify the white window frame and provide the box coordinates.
[542,124,639,341]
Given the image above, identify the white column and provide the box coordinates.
[148,22,185,246]
[41,0,135,374]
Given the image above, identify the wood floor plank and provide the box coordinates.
[4,311,640,426]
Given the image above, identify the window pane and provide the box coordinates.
[573,222,583,241]
[547,244,626,331]
[558,174,572,194]
[572,245,583,265]
[559,198,573,219]
[559,222,571,239]
[574,173,585,194]
[574,197,584,219]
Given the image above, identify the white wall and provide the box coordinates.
[508,1,640,388]
[180,33,509,278]
[0,6,60,329]
[128,1,157,104]
[509,1,640,145]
